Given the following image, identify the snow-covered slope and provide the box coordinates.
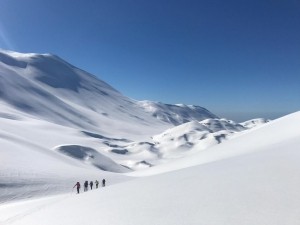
[1,112,299,225]
[0,50,219,138]
[0,50,172,139]
[151,118,246,158]
[87,118,250,169]
[133,112,300,176]
[137,100,218,125]
[0,50,216,201]
[0,111,133,203]
[0,49,270,204]
[240,118,271,129]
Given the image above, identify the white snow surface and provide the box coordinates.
[137,100,218,125]
[240,118,271,129]
[0,112,299,225]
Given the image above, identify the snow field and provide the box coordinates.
[1,131,300,225]
[0,112,299,224]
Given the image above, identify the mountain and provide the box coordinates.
[0,50,221,138]
[0,50,168,139]
[0,50,270,203]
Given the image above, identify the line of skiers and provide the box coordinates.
[73,179,106,194]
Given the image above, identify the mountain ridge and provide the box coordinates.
[0,50,224,138]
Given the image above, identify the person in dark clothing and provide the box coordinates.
[95,180,99,189]
[73,182,81,194]
[84,181,89,192]
[102,179,106,187]
[90,181,93,190]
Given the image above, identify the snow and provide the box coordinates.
[0,110,133,203]
[0,111,300,225]
[240,118,271,129]
[0,49,295,225]
[150,119,242,159]
[138,100,218,125]
[132,112,300,176]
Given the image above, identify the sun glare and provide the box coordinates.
[0,22,15,50]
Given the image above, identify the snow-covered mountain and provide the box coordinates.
[1,49,298,225]
[0,50,166,139]
[0,50,271,204]
[0,50,220,138]
[137,100,218,125]
[0,49,259,171]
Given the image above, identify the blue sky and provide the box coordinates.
[0,0,299,121]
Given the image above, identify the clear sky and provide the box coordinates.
[0,0,299,121]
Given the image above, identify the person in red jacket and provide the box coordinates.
[73,182,81,194]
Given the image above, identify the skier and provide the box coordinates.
[73,182,81,194]
[84,181,89,192]
[95,180,99,189]
[102,179,106,187]
[90,181,94,190]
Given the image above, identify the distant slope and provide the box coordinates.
[133,111,300,175]
[240,118,271,129]
[151,118,246,158]
[96,117,259,169]
[137,100,218,125]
